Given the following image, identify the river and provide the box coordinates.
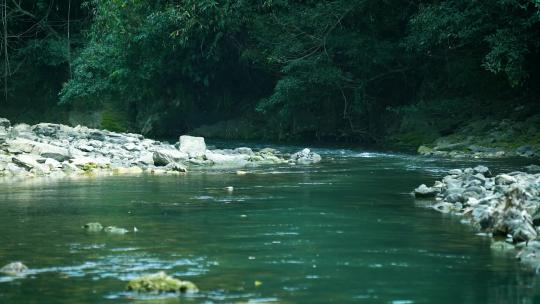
[0,144,539,303]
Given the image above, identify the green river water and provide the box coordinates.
[1,145,539,303]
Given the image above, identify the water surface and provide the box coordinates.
[1,147,539,303]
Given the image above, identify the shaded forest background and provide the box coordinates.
[1,0,540,147]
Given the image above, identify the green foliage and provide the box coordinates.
[3,0,540,145]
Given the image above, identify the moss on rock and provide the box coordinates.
[127,272,198,294]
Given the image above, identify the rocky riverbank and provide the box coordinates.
[414,166,540,272]
[0,118,321,180]
[415,117,540,159]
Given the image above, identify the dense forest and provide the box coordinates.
[1,0,540,147]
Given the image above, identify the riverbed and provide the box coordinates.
[0,145,539,303]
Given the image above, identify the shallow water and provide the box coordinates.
[1,146,540,303]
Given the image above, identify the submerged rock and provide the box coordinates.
[490,241,515,254]
[104,226,129,234]
[0,262,28,276]
[82,222,103,232]
[127,271,198,294]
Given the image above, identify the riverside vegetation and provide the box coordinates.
[1,0,540,150]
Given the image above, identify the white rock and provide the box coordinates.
[205,150,249,165]
[179,135,206,158]
[44,158,62,169]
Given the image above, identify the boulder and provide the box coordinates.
[44,158,62,170]
[179,135,206,158]
[12,154,42,171]
[127,272,198,294]
[414,184,438,198]
[473,165,491,176]
[152,148,188,166]
[0,262,28,276]
[6,138,70,161]
[495,174,517,185]
[290,148,322,164]
[32,123,62,137]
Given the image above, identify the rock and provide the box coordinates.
[0,262,28,276]
[416,166,540,271]
[6,138,70,161]
[205,151,249,166]
[448,169,462,175]
[6,163,25,175]
[179,135,206,158]
[123,142,140,152]
[164,163,187,173]
[224,186,234,193]
[290,148,322,164]
[44,158,62,170]
[12,154,42,171]
[517,243,540,273]
[62,162,80,174]
[0,120,319,181]
[236,170,248,175]
[495,174,516,185]
[414,184,438,198]
[71,156,110,169]
[126,271,198,294]
[432,202,454,213]
[0,117,10,128]
[82,222,103,232]
[133,152,154,166]
[446,193,464,204]
[104,226,129,234]
[473,165,491,176]
[152,149,188,166]
[76,143,95,152]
